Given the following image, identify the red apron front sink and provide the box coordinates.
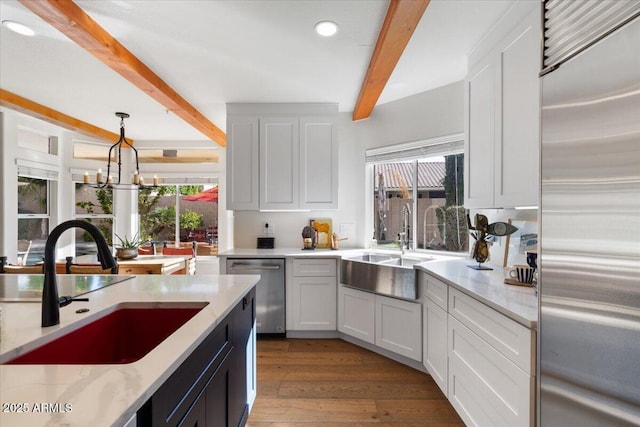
[4,302,208,365]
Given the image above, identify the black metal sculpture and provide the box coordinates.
[467,213,518,270]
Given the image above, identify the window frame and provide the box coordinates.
[366,133,466,256]
[72,178,116,254]
[138,183,218,251]
[17,174,53,265]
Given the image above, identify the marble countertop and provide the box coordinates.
[218,247,457,260]
[417,259,538,329]
[219,247,536,328]
[0,274,259,427]
[0,275,134,302]
[218,247,349,258]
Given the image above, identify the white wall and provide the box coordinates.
[231,81,465,249]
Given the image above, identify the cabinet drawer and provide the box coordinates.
[419,271,448,310]
[448,315,533,427]
[292,258,336,276]
[449,288,534,374]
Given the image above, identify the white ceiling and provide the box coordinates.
[0,0,515,142]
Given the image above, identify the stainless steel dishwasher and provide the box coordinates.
[226,258,285,335]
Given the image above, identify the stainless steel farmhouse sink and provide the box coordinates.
[341,253,431,300]
[345,253,397,263]
[379,256,431,268]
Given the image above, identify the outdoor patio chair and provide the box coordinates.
[162,244,196,275]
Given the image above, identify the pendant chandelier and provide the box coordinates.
[83,112,158,188]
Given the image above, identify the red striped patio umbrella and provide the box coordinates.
[183,186,218,202]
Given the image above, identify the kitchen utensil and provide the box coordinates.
[330,233,348,250]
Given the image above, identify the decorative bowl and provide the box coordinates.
[116,248,138,260]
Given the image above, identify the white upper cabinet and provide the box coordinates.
[226,104,339,211]
[465,4,541,209]
[260,116,299,210]
[299,116,338,210]
[495,11,540,208]
[226,116,259,210]
[465,61,497,207]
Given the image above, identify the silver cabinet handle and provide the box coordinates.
[230,264,281,271]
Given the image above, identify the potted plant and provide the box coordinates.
[115,233,140,260]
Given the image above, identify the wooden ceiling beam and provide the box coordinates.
[352,0,430,121]
[19,0,227,147]
[1,89,129,143]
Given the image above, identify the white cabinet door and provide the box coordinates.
[299,116,338,210]
[464,61,496,208]
[423,297,448,395]
[495,9,540,208]
[291,276,337,330]
[464,6,541,209]
[260,117,299,210]
[226,116,259,210]
[338,286,375,344]
[375,295,422,361]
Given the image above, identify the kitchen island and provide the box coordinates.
[0,273,259,427]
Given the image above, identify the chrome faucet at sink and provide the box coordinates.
[397,203,412,254]
[42,220,117,327]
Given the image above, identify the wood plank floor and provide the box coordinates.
[247,338,465,426]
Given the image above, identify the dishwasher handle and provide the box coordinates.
[229,263,281,271]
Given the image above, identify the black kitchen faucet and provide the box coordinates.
[41,220,116,327]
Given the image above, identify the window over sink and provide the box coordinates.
[367,133,468,254]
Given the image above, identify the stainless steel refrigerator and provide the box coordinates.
[539,5,640,427]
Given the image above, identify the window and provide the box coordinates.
[74,184,114,256]
[139,185,218,255]
[18,128,51,154]
[368,134,468,254]
[17,177,49,264]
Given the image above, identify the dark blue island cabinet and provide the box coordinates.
[137,286,256,427]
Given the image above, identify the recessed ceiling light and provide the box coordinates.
[315,21,338,37]
[2,20,35,36]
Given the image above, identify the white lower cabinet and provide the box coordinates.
[448,315,534,427]
[290,258,337,331]
[419,271,535,427]
[338,285,421,361]
[423,297,448,395]
[420,271,449,395]
[448,287,534,427]
[375,294,422,361]
[338,285,375,344]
